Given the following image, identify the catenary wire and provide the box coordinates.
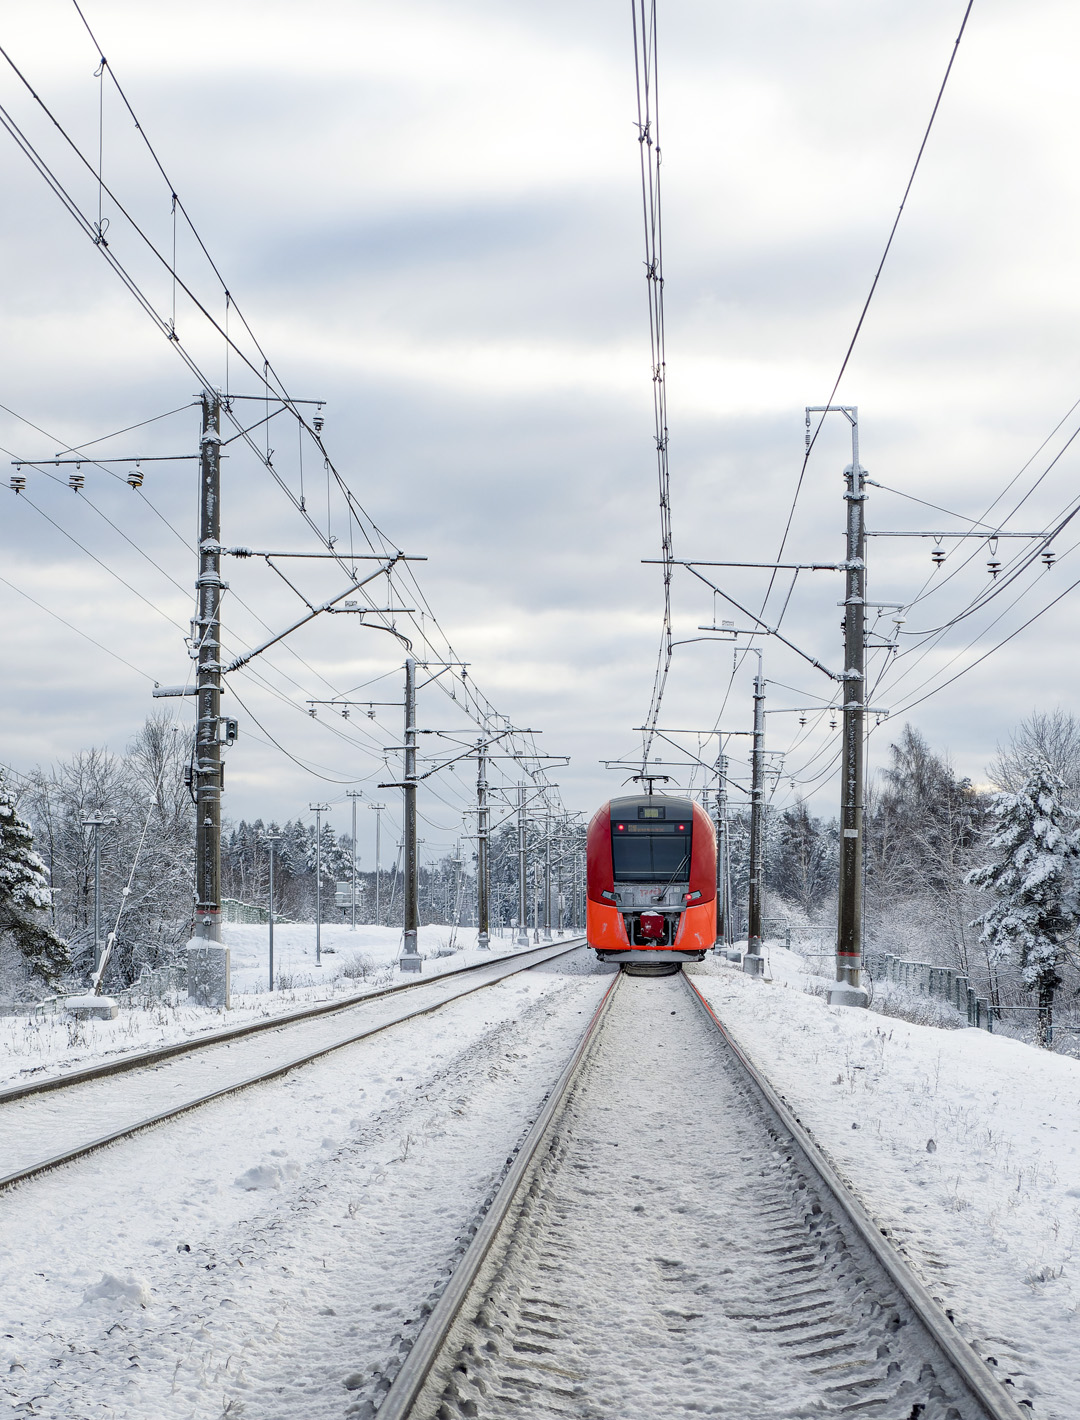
[1,24,566,810]
[762,0,976,633]
[0,572,155,682]
[632,0,675,762]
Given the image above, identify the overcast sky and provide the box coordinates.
[2,0,1079,866]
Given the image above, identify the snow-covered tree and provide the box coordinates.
[866,725,987,974]
[22,718,195,987]
[0,770,71,994]
[989,709,1080,809]
[967,756,1080,1047]
[767,800,837,915]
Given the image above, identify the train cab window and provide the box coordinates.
[611,820,691,882]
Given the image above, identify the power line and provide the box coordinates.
[14,491,189,633]
[0,20,569,813]
[0,571,155,682]
[226,682,377,786]
[890,572,1080,717]
[690,0,981,754]
[765,0,976,632]
[632,0,674,762]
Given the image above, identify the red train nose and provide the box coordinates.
[640,911,664,940]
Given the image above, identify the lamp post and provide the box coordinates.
[310,804,329,965]
[368,803,385,925]
[346,791,364,929]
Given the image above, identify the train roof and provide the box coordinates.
[603,793,696,817]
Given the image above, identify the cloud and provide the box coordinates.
[1,0,1079,864]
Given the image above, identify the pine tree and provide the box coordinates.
[967,755,1080,1047]
[0,771,71,993]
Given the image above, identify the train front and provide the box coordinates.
[586,794,716,975]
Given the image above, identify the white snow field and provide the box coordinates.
[3,936,1077,1417]
[0,949,611,1418]
[0,924,569,1089]
[691,949,1080,1420]
[0,945,582,1183]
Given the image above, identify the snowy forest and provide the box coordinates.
[0,715,585,994]
[2,710,1080,1046]
[218,814,586,938]
[728,712,1080,1046]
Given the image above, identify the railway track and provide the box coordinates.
[365,967,1030,1420]
[0,938,585,1194]
[0,938,585,1106]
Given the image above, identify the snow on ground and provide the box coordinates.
[226,921,531,994]
[0,924,575,1089]
[0,951,611,1419]
[425,973,920,1420]
[690,944,1080,1420]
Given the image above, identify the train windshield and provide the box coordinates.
[610,821,691,883]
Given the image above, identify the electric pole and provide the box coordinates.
[264,832,281,990]
[369,803,385,926]
[714,755,732,951]
[310,804,329,966]
[543,810,553,941]
[838,443,867,994]
[555,818,564,936]
[476,738,490,949]
[798,402,870,1007]
[532,858,541,942]
[516,784,529,946]
[190,389,229,1007]
[399,657,422,971]
[744,665,766,975]
[451,839,463,947]
[347,790,363,930]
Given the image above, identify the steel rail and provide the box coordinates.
[374,967,1028,1420]
[681,974,1029,1420]
[0,940,585,1195]
[0,938,585,1106]
[373,970,623,1420]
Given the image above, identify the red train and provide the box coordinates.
[586,793,717,975]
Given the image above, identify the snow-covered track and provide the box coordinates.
[369,968,623,1420]
[680,975,1030,1420]
[368,970,1029,1420]
[0,939,585,1106]
[0,940,585,1195]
